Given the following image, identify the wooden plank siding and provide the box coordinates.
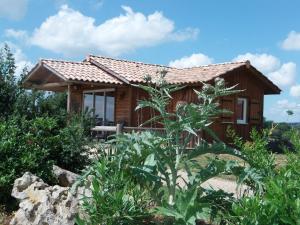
[69,66,265,143]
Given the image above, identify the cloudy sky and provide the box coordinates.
[0,0,299,122]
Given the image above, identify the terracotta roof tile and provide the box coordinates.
[41,59,123,84]
[88,55,247,84]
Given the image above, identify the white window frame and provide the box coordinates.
[237,98,248,125]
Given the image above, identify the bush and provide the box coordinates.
[0,115,91,209]
[226,129,300,224]
[77,157,153,225]
[228,128,276,193]
[0,117,55,209]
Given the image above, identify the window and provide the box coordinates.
[237,98,247,124]
[83,89,115,126]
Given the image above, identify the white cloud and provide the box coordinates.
[276,99,300,115]
[268,62,296,87]
[29,5,198,56]
[14,49,34,77]
[281,31,300,51]
[290,85,300,97]
[233,53,296,88]
[5,29,29,43]
[233,53,280,73]
[169,53,213,68]
[0,0,28,20]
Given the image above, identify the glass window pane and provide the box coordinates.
[95,92,104,125]
[237,99,244,121]
[105,92,115,125]
[83,93,93,115]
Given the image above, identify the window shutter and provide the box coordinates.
[249,99,261,124]
[220,97,235,123]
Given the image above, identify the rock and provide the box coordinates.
[52,165,79,187]
[10,172,82,225]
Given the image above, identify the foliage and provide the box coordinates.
[263,119,299,153]
[227,128,276,194]
[0,44,17,119]
[0,117,55,208]
[0,44,68,121]
[0,44,95,210]
[0,115,91,209]
[227,129,300,225]
[77,157,153,225]
[78,72,260,225]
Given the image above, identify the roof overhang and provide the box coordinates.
[215,63,281,95]
[23,58,281,95]
[23,62,69,92]
[248,64,281,95]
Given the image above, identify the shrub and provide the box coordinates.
[0,115,91,209]
[226,129,300,225]
[227,128,276,193]
[77,157,153,225]
[0,116,55,209]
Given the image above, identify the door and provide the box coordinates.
[83,90,115,126]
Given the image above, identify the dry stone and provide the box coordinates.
[52,165,79,187]
[10,171,85,225]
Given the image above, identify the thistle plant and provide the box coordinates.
[79,71,262,224]
[115,71,251,224]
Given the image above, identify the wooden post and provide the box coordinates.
[116,123,122,135]
[67,84,71,113]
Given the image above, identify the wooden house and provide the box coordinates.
[23,55,281,141]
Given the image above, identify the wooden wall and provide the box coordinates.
[69,66,265,142]
[115,86,132,125]
[128,66,265,142]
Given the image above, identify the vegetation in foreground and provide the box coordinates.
[0,44,94,210]
[77,71,300,225]
[1,44,299,224]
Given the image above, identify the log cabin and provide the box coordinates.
[23,55,281,141]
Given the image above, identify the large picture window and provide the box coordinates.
[237,98,247,124]
[83,89,115,126]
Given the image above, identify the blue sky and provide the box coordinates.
[0,0,299,122]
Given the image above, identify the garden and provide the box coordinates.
[1,44,300,225]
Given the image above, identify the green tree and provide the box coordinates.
[0,44,17,119]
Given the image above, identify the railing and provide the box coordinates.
[91,124,200,148]
[91,124,165,135]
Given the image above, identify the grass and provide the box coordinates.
[194,153,287,181]
[195,153,287,167]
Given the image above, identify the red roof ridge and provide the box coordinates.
[40,58,90,65]
[181,60,249,69]
[87,54,249,70]
[87,54,174,69]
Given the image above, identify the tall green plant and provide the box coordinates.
[79,72,264,224]
[114,73,254,224]
[77,156,153,225]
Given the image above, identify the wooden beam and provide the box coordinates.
[67,84,71,113]
[30,82,69,89]
[91,125,165,132]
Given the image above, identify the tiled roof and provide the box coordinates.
[88,55,247,84]
[25,55,280,95]
[41,59,123,84]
